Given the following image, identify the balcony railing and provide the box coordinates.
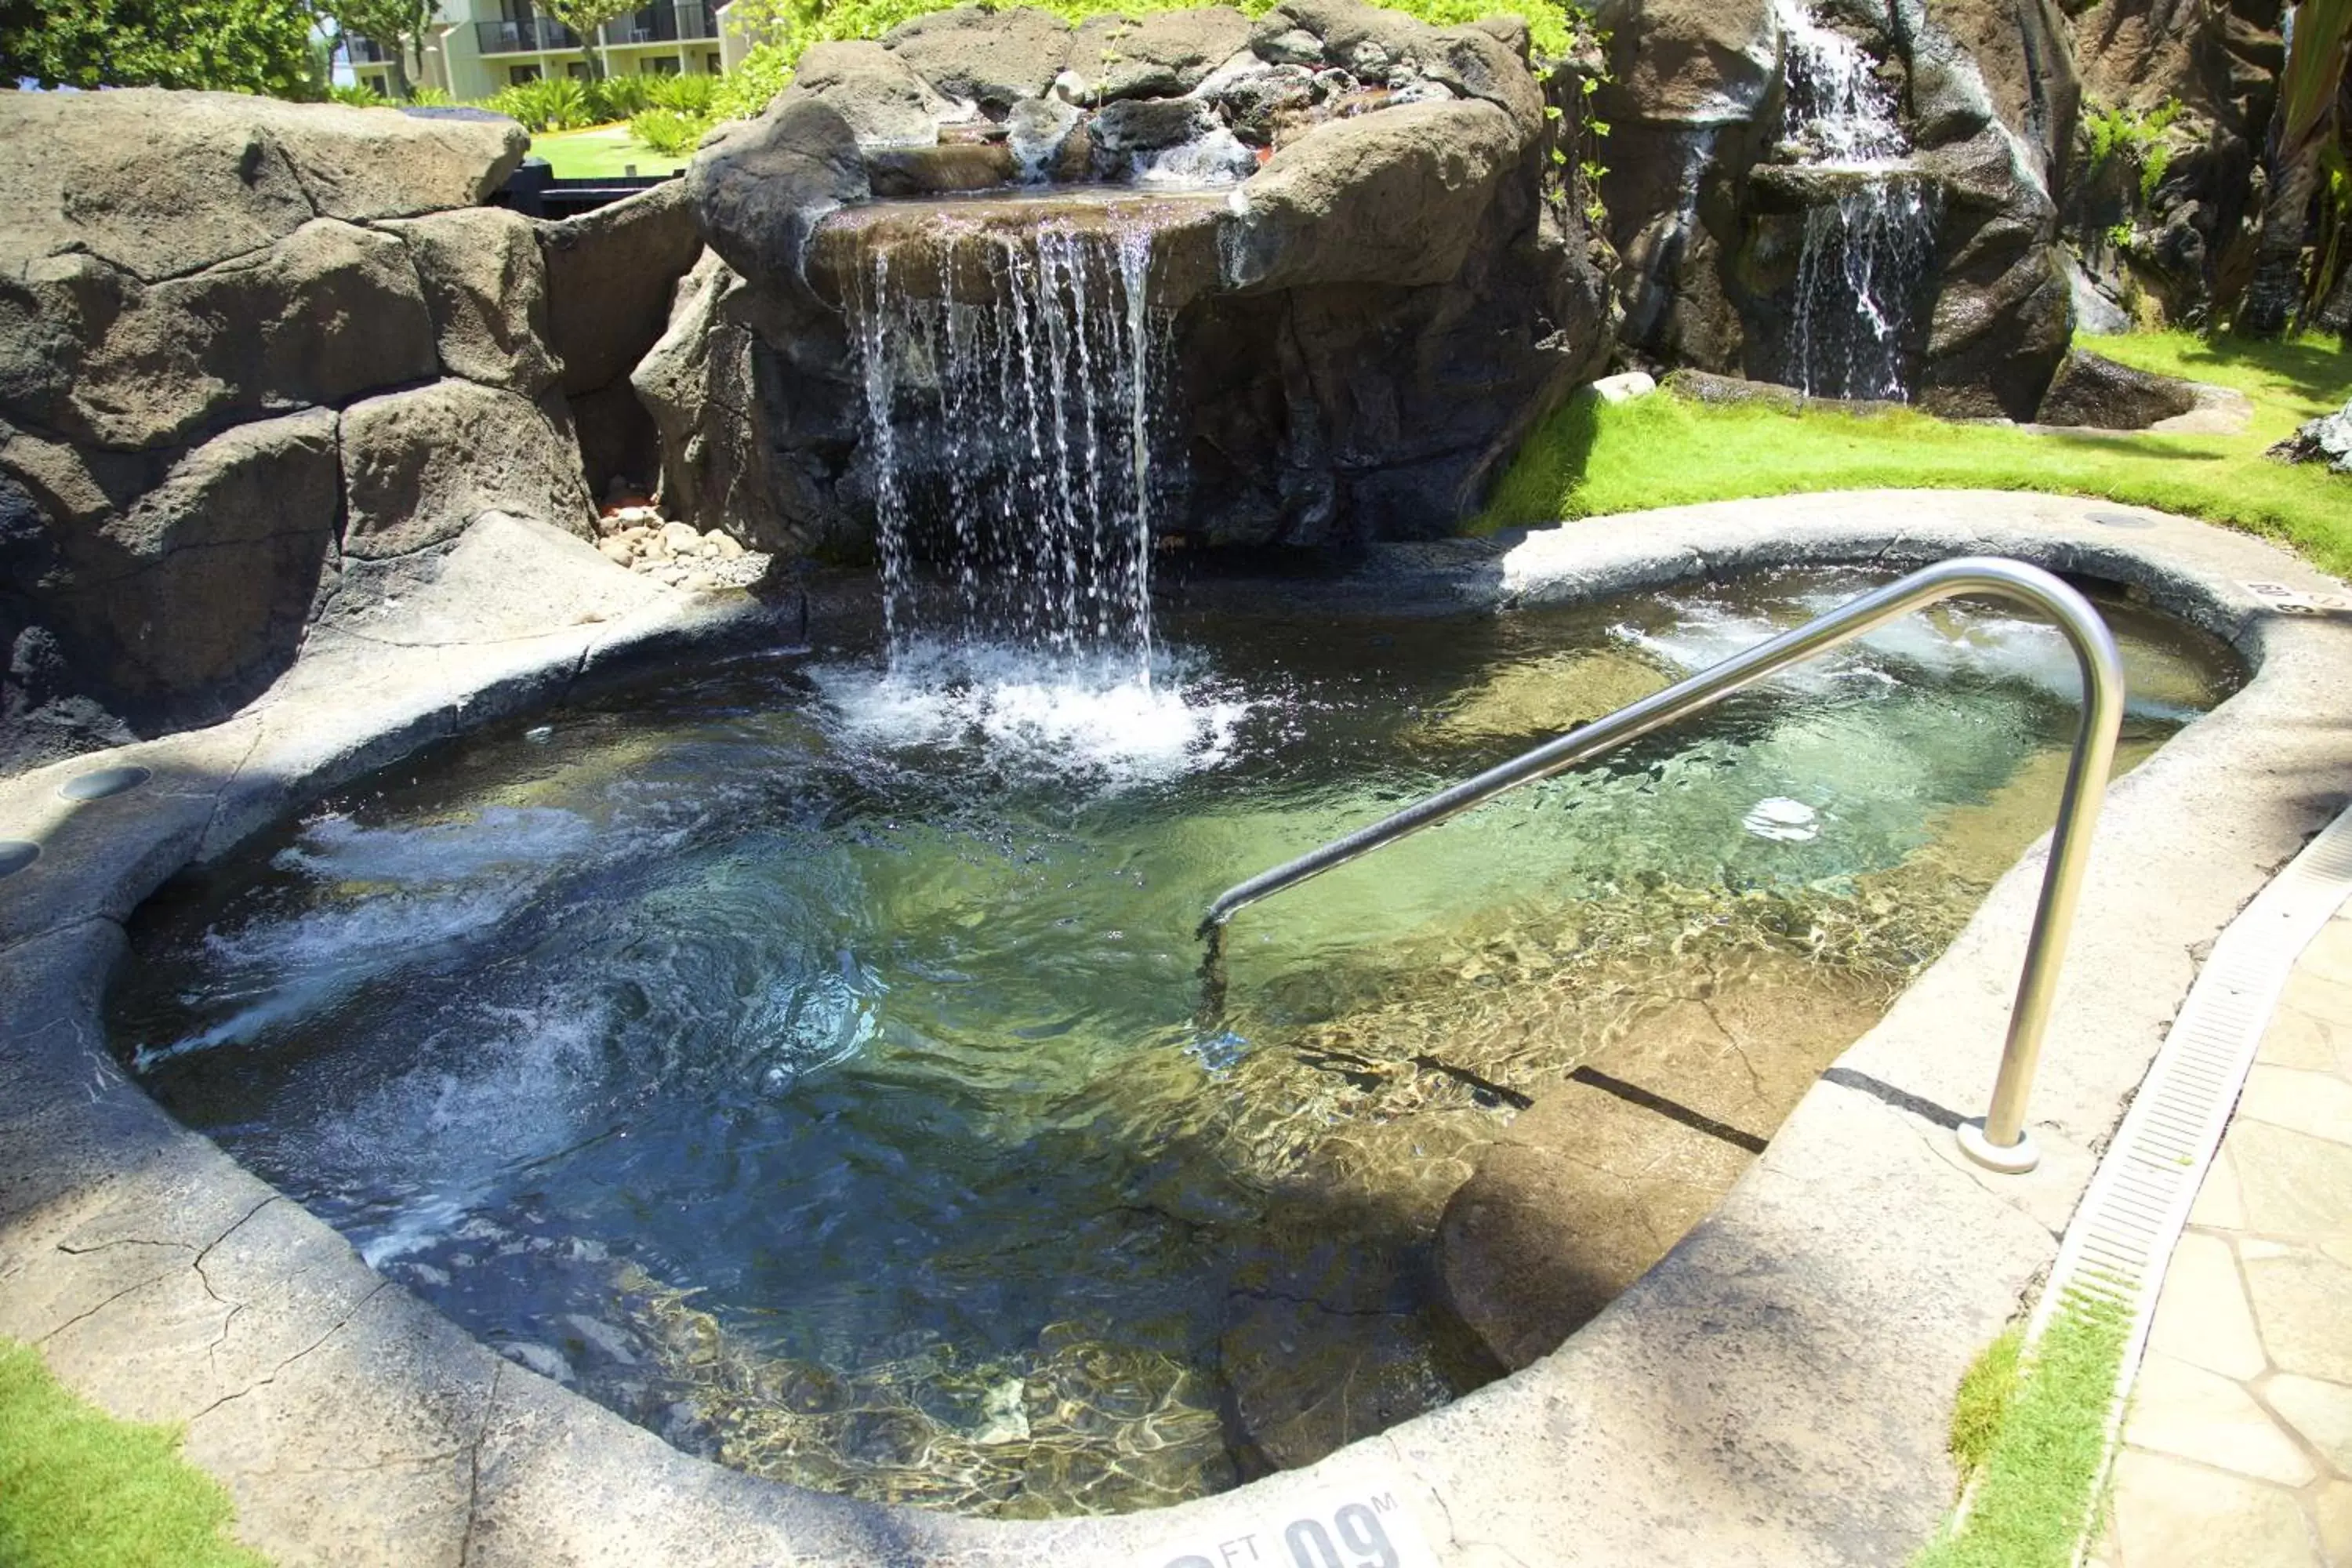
[345,34,392,64]
[474,16,582,53]
[598,2,718,44]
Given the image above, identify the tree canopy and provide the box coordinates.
[1,0,320,95]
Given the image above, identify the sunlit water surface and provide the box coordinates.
[111,568,2241,1515]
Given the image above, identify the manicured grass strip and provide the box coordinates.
[1911,1294,2132,1568]
[528,124,691,179]
[0,1338,270,1568]
[1479,332,2352,579]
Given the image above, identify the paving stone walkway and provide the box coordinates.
[2095,897,2352,1566]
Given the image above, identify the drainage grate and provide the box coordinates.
[2028,804,2352,1532]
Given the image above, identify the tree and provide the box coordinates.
[534,0,633,82]
[2240,0,2350,336]
[313,0,438,98]
[2,0,319,95]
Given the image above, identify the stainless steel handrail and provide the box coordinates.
[1198,556,2127,1174]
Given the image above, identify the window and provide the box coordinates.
[645,56,681,74]
[566,60,590,78]
[508,63,541,83]
[706,53,721,74]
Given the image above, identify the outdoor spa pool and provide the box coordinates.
[107,566,2242,1517]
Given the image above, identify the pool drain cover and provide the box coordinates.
[58,765,151,801]
[0,840,38,878]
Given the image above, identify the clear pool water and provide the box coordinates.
[111,567,2241,1515]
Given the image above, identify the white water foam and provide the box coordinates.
[811,641,1249,786]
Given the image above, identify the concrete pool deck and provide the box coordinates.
[4,490,2351,1566]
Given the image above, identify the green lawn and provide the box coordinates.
[0,1339,269,1568]
[1482,332,2352,577]
[528,122,690,178]
[1911,1297,2131,1568]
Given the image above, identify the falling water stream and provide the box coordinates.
[848,204,1171,677]
[1774,0,1940,400]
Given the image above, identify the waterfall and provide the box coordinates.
[1773,0,1940,401]
[845,214,1168,681]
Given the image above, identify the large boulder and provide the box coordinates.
[787,41,967,148]
[881,4,1072,110]
[7,411,339,724]
[1065,8,1254,100]
[1223,102,1522,292]
[1594,0,1780,124]
[2034,347,2199,428]
[0,89,525,285]
[6,219,438,452]
[390,206,561,397]
[341,379,596,561]
[536,180,705,498]
[632,251,779,544]
[688,99,870,303]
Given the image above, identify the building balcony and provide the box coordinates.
[474,16,582,54]
[346,34,392,64]
[598,2,717,45]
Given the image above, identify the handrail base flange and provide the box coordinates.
[1958,1118,2042,1174]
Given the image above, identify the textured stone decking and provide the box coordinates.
[2096,902,2352,1567]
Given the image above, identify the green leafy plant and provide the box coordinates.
[408,83,452,104]
[631,105,708,155]
[590,71,659,117]
[487,74,596,130]
[327,78,392,104]
[1,0,320,95]
[2085,95,2182,205]
[647,71,719,114]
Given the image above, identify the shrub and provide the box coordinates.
[408,83,452,104]
[589,72,659,118]
[2084,96,2183,205]
[328,79,391,106]
[647,71,718,114]
[631,106,708,155]
[486,74,594,130]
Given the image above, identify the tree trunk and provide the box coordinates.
[2240,141,2318,336]
[388,47,412,100]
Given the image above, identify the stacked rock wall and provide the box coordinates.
[1597,0,2080,419]
[2063,0,2283,327]
[0,92,703,775]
